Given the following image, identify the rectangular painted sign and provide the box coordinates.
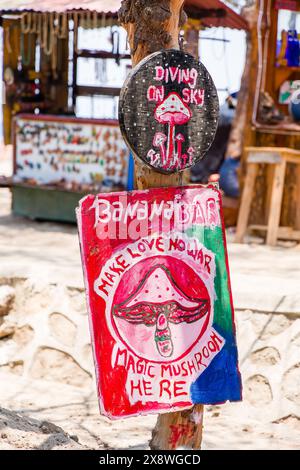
[77,185,241,419]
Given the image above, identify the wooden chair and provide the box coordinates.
[235,146,300,246]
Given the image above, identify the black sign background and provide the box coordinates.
[119,49,219,174]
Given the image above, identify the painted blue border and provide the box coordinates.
[190,325,242,404]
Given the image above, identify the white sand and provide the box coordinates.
[0,184,300,450]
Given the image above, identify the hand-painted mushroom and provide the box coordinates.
[154,93,192,168]
[153,132,167,166]
[187,146,195,165]
[175,133,185,160]
[113,265,209,358]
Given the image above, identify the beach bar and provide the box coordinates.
[0,0,247,222]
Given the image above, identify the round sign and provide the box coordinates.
[111,256,212,363]
[119,49,219,174]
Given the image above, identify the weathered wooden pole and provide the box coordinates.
[226,4,257,163]
[118,0,204,450]
[119,0,186,190]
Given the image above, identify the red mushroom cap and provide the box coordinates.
[125,265,200,308]
[155,93,192,126]
[113,265,209,326]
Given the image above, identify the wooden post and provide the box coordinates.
[118,0,204,450]
[266,160,286,246]
[225,4,257,162]
[235,162,258,243]
[119,0,186,190]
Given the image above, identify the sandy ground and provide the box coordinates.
[0,153,300,449]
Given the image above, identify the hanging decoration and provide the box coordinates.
[18,10,115,54]
[18,10,111,77]
[111,26,121,65]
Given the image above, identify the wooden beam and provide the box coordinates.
[76,50,131,60]
[247,151,282,164]
[76,85,121,97]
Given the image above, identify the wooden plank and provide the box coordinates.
[249,224,272,231]
[277,227,300,241]
[249,224,300,241]
[247,149,300,164]
[235,163,258,243]
[282,154,300,164]
[248,151,282,164]
[76,85,121,97]
[246,146,300,157]
[265,164,275,223]
[266,161,287,246]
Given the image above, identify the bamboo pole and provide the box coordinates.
[118,0,204,450]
